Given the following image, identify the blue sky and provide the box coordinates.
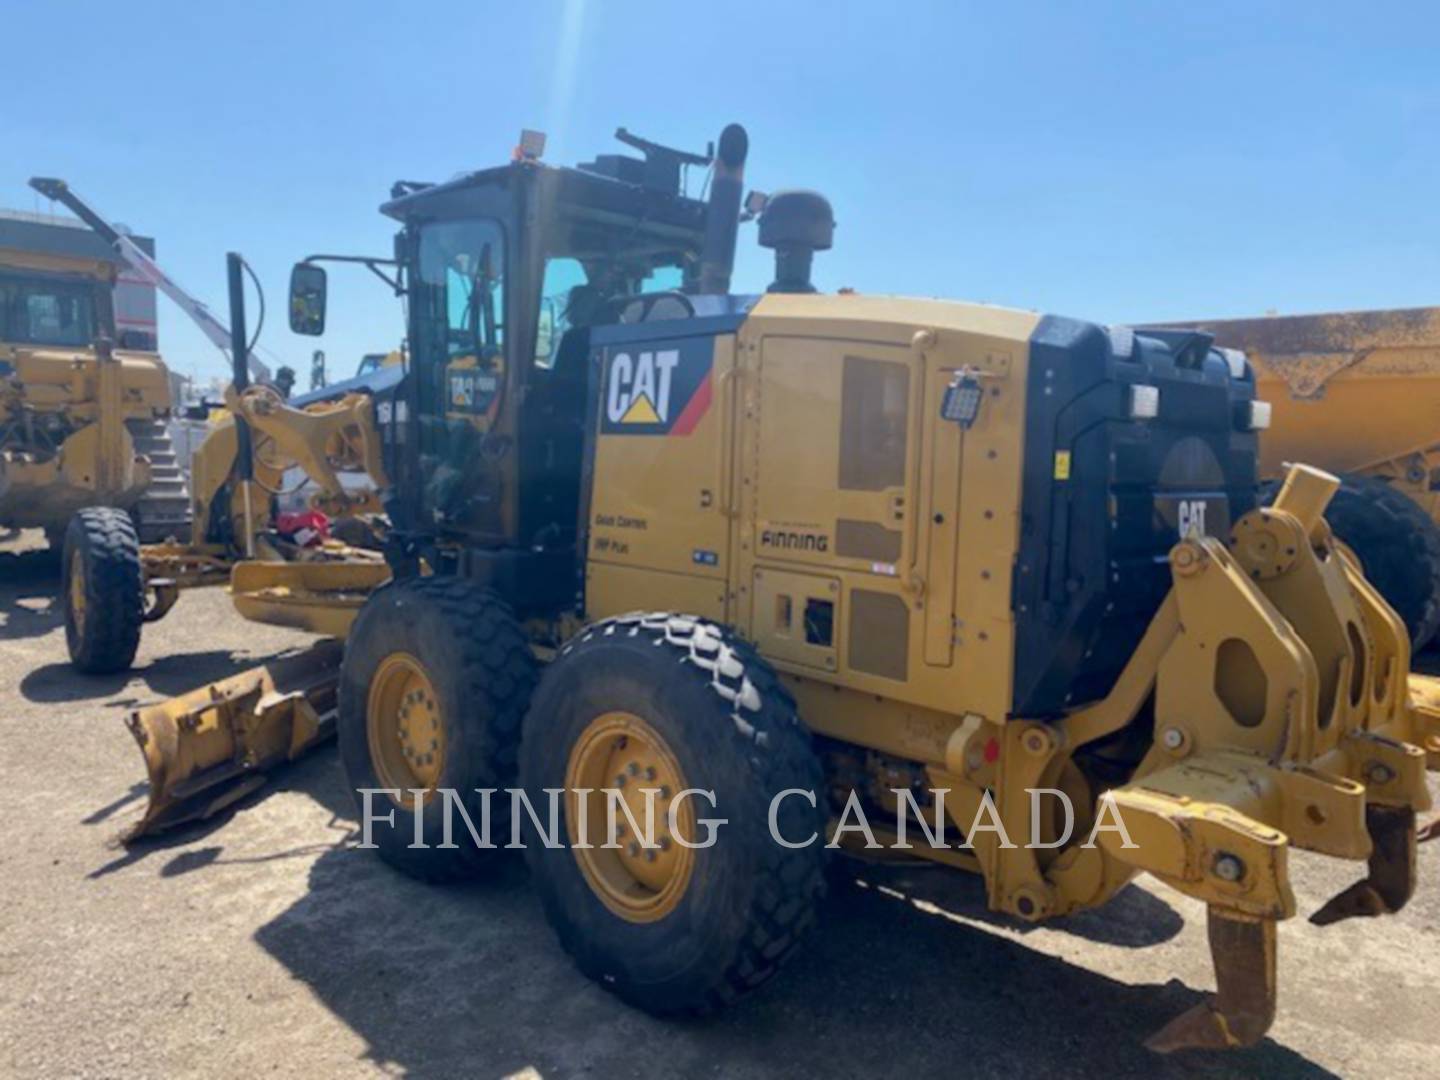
[6,1,1437,384]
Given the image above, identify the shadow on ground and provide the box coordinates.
[20,646,312,705]
[101,758,1329,1080]
[0,549,62,641]
[85,744,351,878]
[244,846,1333,1079]
[83,715,1336,1078]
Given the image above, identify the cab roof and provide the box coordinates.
[379,158,708,248]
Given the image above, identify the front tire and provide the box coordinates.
[337,577,537,882]
[63,508,143,673]
[521,613,827,1015]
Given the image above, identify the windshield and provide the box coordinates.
[0,275,98,347]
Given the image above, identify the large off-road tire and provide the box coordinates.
[1264,474,1440,649]
[63,508,143,674]
[337,577,537,882]
[520,613,827,1015]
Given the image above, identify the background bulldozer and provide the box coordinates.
[0,205,188,547]
[1153,308,1440,650]
[65,124,1440,1052]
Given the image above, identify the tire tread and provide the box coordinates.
[64,507,143,673]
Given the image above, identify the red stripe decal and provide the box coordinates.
[669,371,713,436]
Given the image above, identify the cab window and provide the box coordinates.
[535,257,588,369]
[638,264,683,294]
[0,276,97,347]
[418,219,505,363]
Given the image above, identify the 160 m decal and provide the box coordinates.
[601,339,713,436]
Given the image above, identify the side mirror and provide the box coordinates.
[536,298,558,365]
[289,263,327,336]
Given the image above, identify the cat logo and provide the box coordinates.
[1177,498,1208,538]
[601,339,714,436]
[607,349,680,425]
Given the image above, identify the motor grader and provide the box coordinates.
[0,208,186,547]
[1151,307,1440,651]
[63,124,1440,1052]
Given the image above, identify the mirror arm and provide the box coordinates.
[300,254,404,295]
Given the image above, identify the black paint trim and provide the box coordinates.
[1010,316,1259,718]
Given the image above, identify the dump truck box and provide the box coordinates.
[1181,307,1440,481]
[1152,307,1440,647]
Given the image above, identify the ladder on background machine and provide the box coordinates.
[126,418,191,543]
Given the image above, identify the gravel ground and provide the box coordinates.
[1,531,1437,1079]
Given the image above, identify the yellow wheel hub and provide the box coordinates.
[565,711,695,923]
[366,653,446,795]
[68,552,87,638]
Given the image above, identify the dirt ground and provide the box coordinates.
[2,533,1437,1079]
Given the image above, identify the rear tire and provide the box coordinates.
[63,508,143,674]
[337,577,537,882]
[521,613,827,1015]
[1264,475,1440,649]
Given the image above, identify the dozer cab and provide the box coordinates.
[69,124,1440,1051]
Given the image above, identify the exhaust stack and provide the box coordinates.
[697,123,749,295]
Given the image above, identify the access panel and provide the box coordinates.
[587,320,738,614]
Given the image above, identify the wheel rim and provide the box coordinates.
[565,711,695,923]
[366,653,446,797]
[68,551,87,639]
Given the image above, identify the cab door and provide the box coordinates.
[409,217,510,539]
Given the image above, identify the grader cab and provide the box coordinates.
[65,124,1440,1051]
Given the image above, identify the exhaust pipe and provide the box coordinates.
[697,123,749,295]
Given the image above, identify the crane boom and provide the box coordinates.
[27,176,271,383]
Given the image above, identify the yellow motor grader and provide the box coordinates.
[66,124,1440,1052]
